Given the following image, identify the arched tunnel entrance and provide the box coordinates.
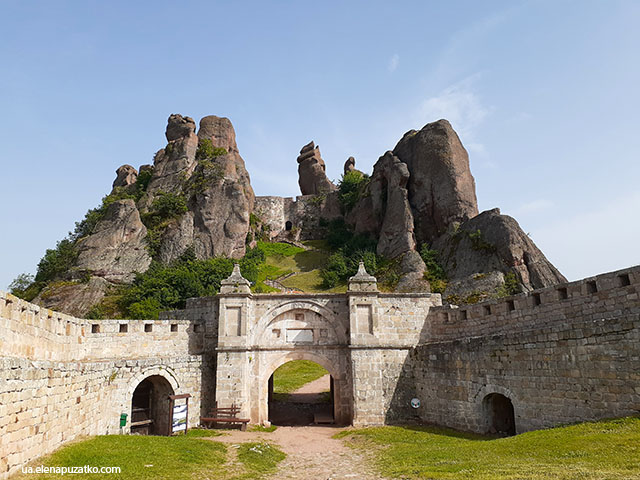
[267,360,334,426]
[483,393,516,436]
[130,375,175,435]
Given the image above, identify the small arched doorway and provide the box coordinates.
[131,375,175,435]
[483,393,516,436]
[267,360,334,426]
[285,220,293,231]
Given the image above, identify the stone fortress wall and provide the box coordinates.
[2,264,640,479]
[0,294,203,479]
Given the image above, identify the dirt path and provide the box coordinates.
[212,426,384,480]
[288,374,330,403]
[208,374,385,479]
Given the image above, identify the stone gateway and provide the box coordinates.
[2,262,639,478]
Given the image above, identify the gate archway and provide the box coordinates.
[483,393,516,436]
[130,375,175,435]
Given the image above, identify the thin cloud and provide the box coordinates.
[388,53,400,73]
[517,199,554,214]
[417,74,493,154]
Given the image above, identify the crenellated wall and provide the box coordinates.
[2,264,640,478]
[0,293,203,480]
[395,265,640,433]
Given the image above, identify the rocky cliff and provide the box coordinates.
[29,114,565,315]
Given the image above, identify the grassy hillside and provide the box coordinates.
[256,240,347,293]
[336,416,640,479]
[272,360,329,394]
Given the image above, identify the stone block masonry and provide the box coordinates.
[2,264,640,478]
[0,293,202,480]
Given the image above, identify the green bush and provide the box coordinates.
[143,192,188,228]
[35,238,78,284]
[73,187,138,240]
[496,271,521,297]
[338,170,369,212]
[8,273,39,301]
[419,244,448,293]
[319,220,379,288]
[196,138,227,161]
[119,246,265,319]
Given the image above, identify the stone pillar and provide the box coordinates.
[215,265,253,419]
[348,262,385,426]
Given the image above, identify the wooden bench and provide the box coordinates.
[200,404,250,431]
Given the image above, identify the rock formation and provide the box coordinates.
[393,119,479,244]
[112,165,138,189]
[74,199,152,283]
[198,115,239,153]
[165,114,196,141]
[432,208,566,295]
[344,156,356,174]
[29,112,567,315]
[297,141,336,195]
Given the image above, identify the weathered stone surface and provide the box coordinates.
[344,156,356,174]
[33,277,110,317]
[297,141,336,195]
[145,133,198,197]
[393,119,479,243]
[165,114,196,141]
[112,165,138,189]
[197,115,238,153]
[432,208,567,296]
[190,155,254,259]
[74,199,151,283]
[396,250,430,293]
[347,151,416,259]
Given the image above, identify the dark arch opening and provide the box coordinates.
[285,221,292,231]
[268,360,334,426]
[131,375,175,435]
[483,393,516,436]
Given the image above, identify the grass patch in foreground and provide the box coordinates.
[14,434,228,480]
[272,360,328,394]
[236,442,286,477]
[186,428,224,437]
[249,424,278,432]
[337,416,640,479]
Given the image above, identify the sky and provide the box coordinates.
[1,0,639,290]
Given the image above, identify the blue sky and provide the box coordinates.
[1,0,639,290]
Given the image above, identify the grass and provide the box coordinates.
[14,434,286,480]
[336,416,640,479]
[14,434,228,480]
[236,442,286,477]
[186,428,223,437]
[272,360,328,395]
[254,241,338,293]
[249,424,278,432]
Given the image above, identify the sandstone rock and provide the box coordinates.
[190,155,254,258]
[74,199,152,283]
[393,119,479,243]
[297,141,336,195]
[145,137,198,197]
[112,165,138,189]
[166,114,196,141]
[431,208,567,298]
[198,115,238,153]
[396,250,430,293]
[33,277,110,317]
[344,157,356,174]
[347,151,416,258]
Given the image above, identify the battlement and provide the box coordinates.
[0,292,203,362]
[425,265,640,343]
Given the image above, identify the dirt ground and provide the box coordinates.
[210,374,386,479]
[213,426,384,479]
